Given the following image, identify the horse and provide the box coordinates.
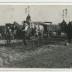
[66,21,72,43]
[5,24,12,45]
[5,23,17,46]
[13,21,28,45]
[60,20,72,45]
[29,22,44,38]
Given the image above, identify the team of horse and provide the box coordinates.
[4,21,44,46]
[60,20,72,45]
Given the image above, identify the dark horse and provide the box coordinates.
[13,21,36,46]
[13,22,27,46]
[5,23,15,45]
[15,29,27,45]
[66,21,72,43]
[60,20,72,44]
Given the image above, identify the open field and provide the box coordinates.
[0,37,72,68]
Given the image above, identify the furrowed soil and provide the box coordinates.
[0,38,72,68]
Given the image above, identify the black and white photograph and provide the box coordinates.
[0,4,72,69]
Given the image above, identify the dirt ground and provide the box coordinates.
[0,38,72,68]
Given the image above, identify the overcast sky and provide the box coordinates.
[0,5,72,25]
